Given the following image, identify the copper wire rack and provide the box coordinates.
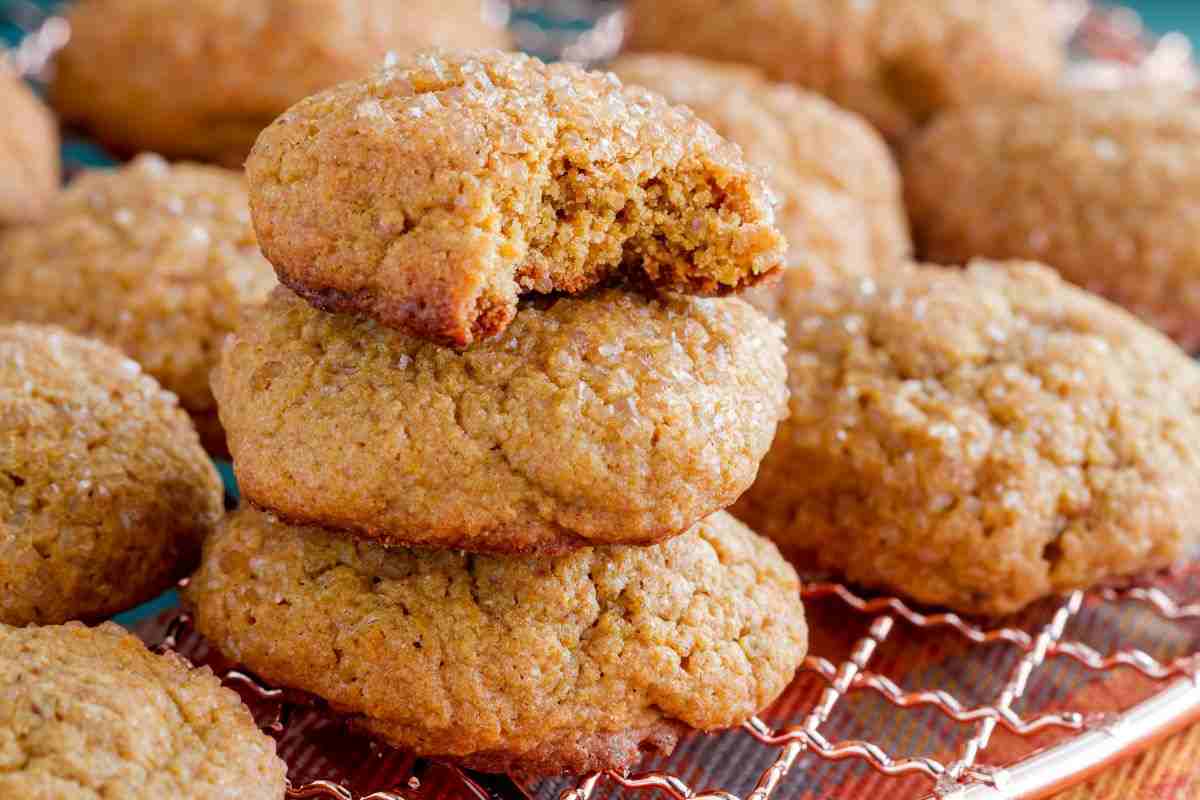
[5,1,1200,798]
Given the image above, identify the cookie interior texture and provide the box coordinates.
[215,286,787,552]
[903,90,1200,350]
[0,324,223,625]
[186,508,807,777]
[733,260,1200,616]
[246,50,787,346]
[0,622,287,799]
[622,0,1062,143]
[0,72,60,227]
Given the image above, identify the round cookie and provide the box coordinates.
[51,0,509,167]
[623,0,1063,143]
[187,507,806,777]
[732,261,1200,616]
[903,90,1200,350]
[0,324,223,625]
[611,53,910,285]
[246,50,787,346]
[215,286,787,553]
[0,70,59,226]
[0,621,286,798]
[0,154,277,454]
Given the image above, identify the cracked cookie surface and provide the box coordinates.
[732,261,1200,615]
[0,72,59,227]
[246,50,787,346]
[186,507,806,777]
[215,286,788,552]
[0,622,286,799]
[52,0,509,167]
[0,324,223,625]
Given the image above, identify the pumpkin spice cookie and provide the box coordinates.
[0,324,223,626]
[52,0,509,167]
[187,507,806,777]
[904,90,1200,350]
[732,261,1200,616]
[0,71,59,227]
[0,622,286,799]
[215,286,787,553]
[0,155,276,454]
[611,53,910,285]
[246,50,787,346]
[623,0,1063,143]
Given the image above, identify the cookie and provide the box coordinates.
[611,53,910,285]
[51,0,509,167]
[246,50,787,346]
[0,71,59,226]
[187,507,806,777]
[903,90,1200,350]
[0,324,223,625]
[0,155,276,454]
[623,0,1062,143]
[215,286,788,553]
[732,261,1200,616]
[0,621,286,799]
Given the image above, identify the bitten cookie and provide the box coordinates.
[732,261,1200,616]
[0,622,286,799]
[904,91,1200,350]
[215,286,788,553]
[0,71,59,226]
[52,0,509,167]
[623,0,1062,143]
[611,53,910,285]
[187,507,806,777]
[246,50,787,346]
[0,324,223,625]
[0,155,276,454]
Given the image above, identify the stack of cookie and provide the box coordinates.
[188,50,809,777]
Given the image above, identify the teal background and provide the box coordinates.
[1125,0,1200,43]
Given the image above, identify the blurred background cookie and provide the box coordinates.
[187,507,806,777]
[51,0,511,167]
[0,324,223,626]
[904,90,1200,350]
[0,154,276,454]
[733,260,1200,616]
[0,622,286,798]
[622,0,1064,143]
[0,69,59,226]
[215,286,787,553]
[610,53,910,288]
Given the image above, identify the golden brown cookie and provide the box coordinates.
[246,50,787,346]
[0,155,276,454]
[0,621,286,799]
[0,71,59,226]
[187,507,806,777]
[215,286,788,553]
[904,90,1200,350]
[52,0,509,167]
[623,0,1063,143]
[0,324,223,626]
[732,261,1200,616]
[611,53,910,285]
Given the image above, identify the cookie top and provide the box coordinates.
[0,71,59,226]
[0,324,223,625]
[187,507,806,776]
[904,90,1200,349]
[0,622,286,799]
[732,261,1200,615]
[246,49,787,346]
[0,155,276,450]
[215,286,788,553]
[52,0,509,167]
[624,0,1063,142]
[611,53,910,284]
